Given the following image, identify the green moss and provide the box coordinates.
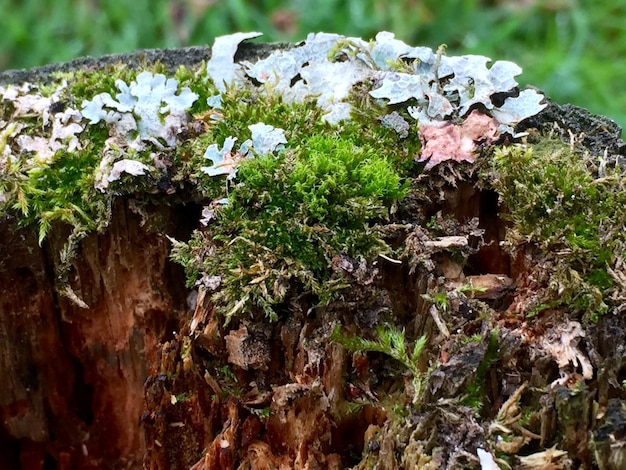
[175,129,408,322]
[462,329,499,413]
[161,75,421,323]
[20,149,108,242]
[169,84,339,204]
[486,139,626,320]
[1,50,423,317]
[2,55,605,331]
[66,66,139,104]
[332,324,429,401]
[348,82,421,172]
[217,85,330,142]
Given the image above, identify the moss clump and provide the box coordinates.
[486,139,626,320]
[462,329,499,413]
[204,84,329,149]
[166,78,419,323]
[174,131,408,322]
[66,66,140,104]
[18,149,108,243]
[173,84,334,201]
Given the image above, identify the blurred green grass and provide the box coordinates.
[1,0,625,131]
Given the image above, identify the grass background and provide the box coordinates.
[1,0,624,131]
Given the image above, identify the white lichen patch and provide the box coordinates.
[81,71,198,149]
[109,159,150,181]
[242,32,371,123]
[80,71,200,190]
[17,108,83,164]
[203,31,547,168]
[201,136,240,179]
[226,31,547,132]
[245,122,287,156]
[0,81,84,167]
[201,123,286,180]
[207,31,263,92]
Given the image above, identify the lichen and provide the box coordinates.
[80,71,198,148]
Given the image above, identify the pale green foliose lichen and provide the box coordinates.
[0,81,84,167]
[236,31,546,130]
[81,71,198,148]
[206,31,263,92]
[201,123,287,179]
[78,71,199,190]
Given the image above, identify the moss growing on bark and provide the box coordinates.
[0,33,618,326]
[172,124,410,322]
[485,138,626,320]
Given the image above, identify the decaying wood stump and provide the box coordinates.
[0,200,195,468]
[1,36,626,470]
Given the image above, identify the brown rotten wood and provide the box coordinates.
[0,200,197,468]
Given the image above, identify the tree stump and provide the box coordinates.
[1,33,625,470]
